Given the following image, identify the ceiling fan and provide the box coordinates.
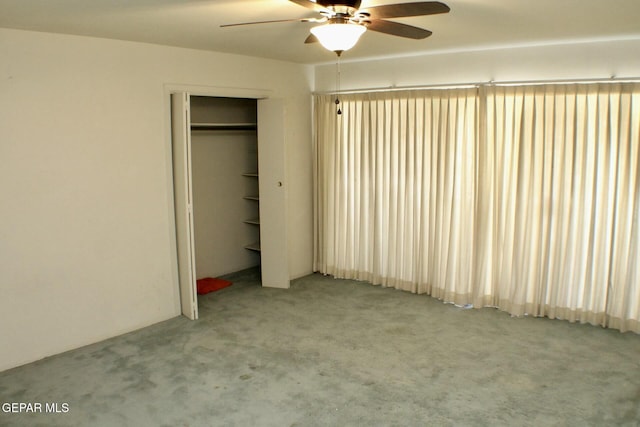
[221,0,450,55]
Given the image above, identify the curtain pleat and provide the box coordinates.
[314,84,640,333]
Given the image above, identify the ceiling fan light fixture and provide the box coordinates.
[310,22,366,53]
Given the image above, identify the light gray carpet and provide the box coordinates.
[1,268,639,426]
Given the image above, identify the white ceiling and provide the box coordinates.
[1,0,640,64]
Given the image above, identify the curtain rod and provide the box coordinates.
[313,76,640,96]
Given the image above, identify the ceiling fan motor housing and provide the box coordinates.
[317,0,362,9]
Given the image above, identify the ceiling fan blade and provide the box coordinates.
[221,17,325,28]
[366,20,432,39]
[361,1,449,19]
[304,34,319,44]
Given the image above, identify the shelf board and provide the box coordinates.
[191,123,257,131]
[243,196,259,201]
[244,218,260,225]
[242,173,259,178]
[245,242,261,252]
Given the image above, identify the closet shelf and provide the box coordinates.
[244,218,260,225]
[243,196,259,201]
[245,242,261,252]
[242,173,259,177]
[191,123,257,131]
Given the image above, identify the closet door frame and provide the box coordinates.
[164,85,290,320]
[170,92,198,320]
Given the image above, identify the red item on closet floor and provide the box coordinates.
[196,277,232,295]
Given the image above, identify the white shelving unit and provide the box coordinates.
[243,172,261,252]
[244,242,261,252]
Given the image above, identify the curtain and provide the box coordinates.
[314,83,640,333]
[314,89,479,303]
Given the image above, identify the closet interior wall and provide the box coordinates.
[189,96,260,279]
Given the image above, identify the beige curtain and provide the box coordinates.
[314,89,479,303]
[479,83,640,332]
[314,83,640,333]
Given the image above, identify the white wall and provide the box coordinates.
[0,28,314,371]
[314,39,640,92]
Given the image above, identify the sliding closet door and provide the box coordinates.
[171,93,198,320]
[257,98,290,288]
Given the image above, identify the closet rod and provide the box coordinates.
[314,76,640,95]
[191,123,257,131]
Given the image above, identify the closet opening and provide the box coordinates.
[190,96,261,283]
[170,92,289,320]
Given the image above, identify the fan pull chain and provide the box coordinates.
[335,54,342,115]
